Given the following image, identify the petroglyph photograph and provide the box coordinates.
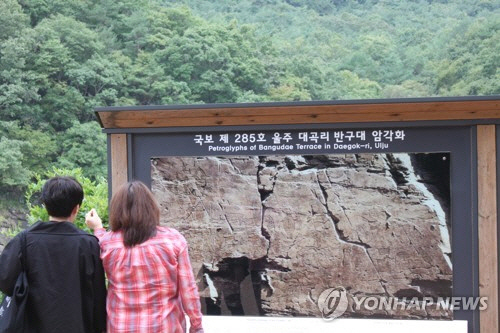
[151,153,452,319]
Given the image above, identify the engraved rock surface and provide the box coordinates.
[151,153,452,319]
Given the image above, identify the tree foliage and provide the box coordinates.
[0,137,30,189]
[57,121,107,179]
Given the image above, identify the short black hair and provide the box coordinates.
[41,176,84,218]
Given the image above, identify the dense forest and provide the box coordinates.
[0,0,499,207]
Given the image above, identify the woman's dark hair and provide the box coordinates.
[109,181,160,247]
[41,176,84,218]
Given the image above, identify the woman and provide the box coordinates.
[85,181,204,333]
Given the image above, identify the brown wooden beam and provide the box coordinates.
[96,99,500,129]
[110,134,128,194]
[477,125,499,333]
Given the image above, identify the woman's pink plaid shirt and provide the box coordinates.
[95,227,204,333]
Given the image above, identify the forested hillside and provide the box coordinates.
[0,0,499,206]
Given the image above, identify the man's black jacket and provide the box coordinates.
[0,221,106,332]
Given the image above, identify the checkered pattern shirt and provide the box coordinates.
[95,227,204,333]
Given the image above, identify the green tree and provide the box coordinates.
[0,0,30,41]
[332,70,382,99]
[437,16,500,95]
[0,121,57,176]
[67,53,125,103]
[342,33,410,85]
[57,121,107,180]
[0,33,42,126]
[382,80,432,98]
[0,137,30,190]
[157,20,271,103]
[22,15,106,130]
[85,0,155,42]
[268,75,312,101]
[18,0,98,26]
[125,51,192,105]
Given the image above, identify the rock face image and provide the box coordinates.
[151,153,452,319]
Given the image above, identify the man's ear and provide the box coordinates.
[71,204,80,217]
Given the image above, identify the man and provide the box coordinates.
[0,176,106,332]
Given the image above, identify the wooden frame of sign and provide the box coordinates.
[96,96,500,333]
